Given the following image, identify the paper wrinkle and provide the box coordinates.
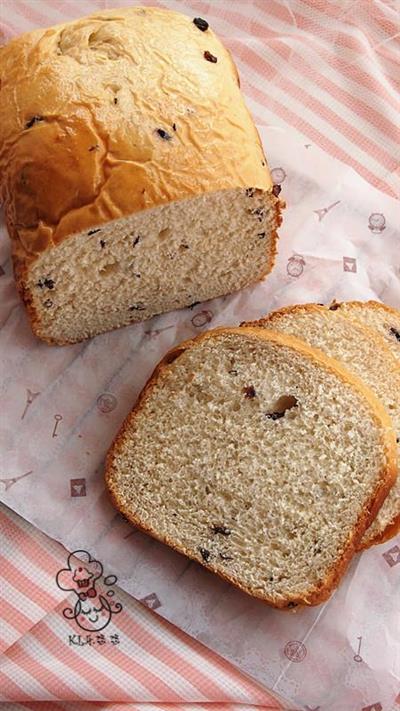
[1,126,399,710]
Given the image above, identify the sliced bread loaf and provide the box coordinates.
[330,301,400,364]
[0,7,281,344]
[244,304,400,548]
[106,327,396,608]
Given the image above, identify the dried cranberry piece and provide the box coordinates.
[193,17,209,31]
[243,386,256,399]
[204,51,217,63]
[199,547,210,562]
[156,128,172,141]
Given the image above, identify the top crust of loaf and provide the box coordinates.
[0,6,273,274]
[106,327,397,608]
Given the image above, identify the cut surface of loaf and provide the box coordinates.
[106,328,396,608]
[0,7,280,344]
[25,189,278,344]
[244,303,400,548]
[331,301,400,364]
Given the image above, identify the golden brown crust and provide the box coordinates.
[243,302,400,549]
[333,300,400,319]
[105,326,397,608]
[0,7,273,269]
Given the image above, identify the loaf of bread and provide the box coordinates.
[106,327,396,608]
[244,303,400,548]
[0,7,282,345]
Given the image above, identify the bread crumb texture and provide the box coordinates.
[106,329,395,607]
[333,301,400,365]
[244,303,400,547]
[27,188,278,343]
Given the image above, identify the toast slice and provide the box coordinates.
[330,301,400,365]
[106,327,396,608]
[244,304,400,548]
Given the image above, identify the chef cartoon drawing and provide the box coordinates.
[56,550,122,631]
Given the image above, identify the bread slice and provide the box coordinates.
[0,7,281,345]
[105,327,396,608]
[244,304,400,548]
[330,301,400,365]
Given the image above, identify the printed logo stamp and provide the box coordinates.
[191,310,213,328]
[343,256,357,273]
[368,213,386,233]
[139,592,162,610]
[56,550,122,632]
[284,640,307,662]
[70,478,87,497]
[382,544,400,568]
[287,254,305,278]
[97,393,118,413]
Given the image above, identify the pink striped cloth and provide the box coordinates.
[0,503,285,709]
[0,0,399,708]
[0,0,399,198]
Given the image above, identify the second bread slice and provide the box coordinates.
[244,304,400,548]
[106,327,396,608]
[332,301,400,364]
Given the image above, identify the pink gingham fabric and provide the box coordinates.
[0,0,399,708]
[0,504,284,709]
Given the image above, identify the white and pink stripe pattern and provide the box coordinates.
[0,503,287,709]
[0,0,399,708]
[0,0,399,197]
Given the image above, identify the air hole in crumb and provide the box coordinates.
[99,263,119,277]
[158,227,172,241]
[265,395,298,420]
